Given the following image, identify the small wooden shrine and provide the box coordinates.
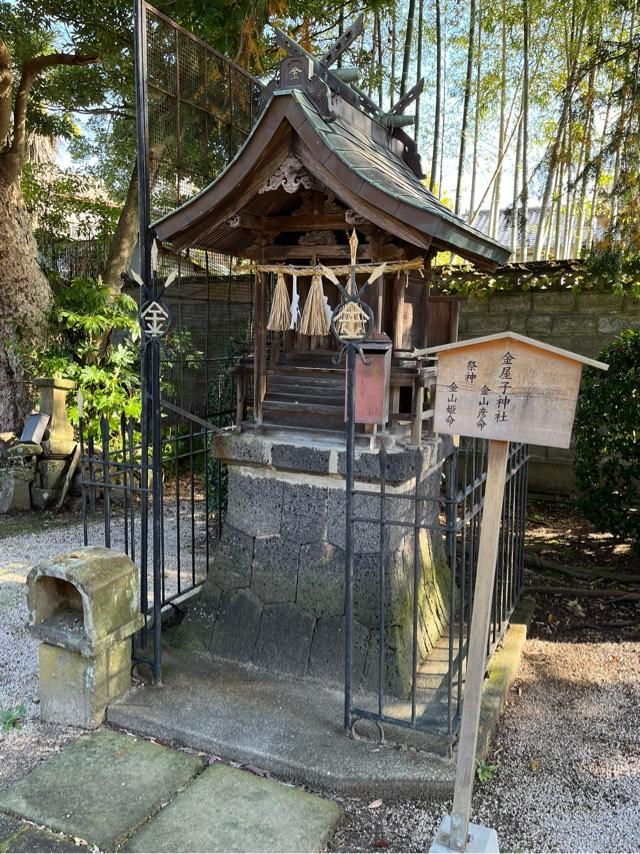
[154,26,511,695]
[155,28,508,441]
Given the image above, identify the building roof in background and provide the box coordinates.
[469,206,604,252]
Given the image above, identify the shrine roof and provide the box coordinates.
[154,80,510,271]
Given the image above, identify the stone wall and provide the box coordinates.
[459,290,640,495]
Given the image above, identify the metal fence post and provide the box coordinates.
[343,341,355,731]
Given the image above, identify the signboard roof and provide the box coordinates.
[418,330,608,370]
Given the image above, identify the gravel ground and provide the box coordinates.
[329,639,640,853]
[0,505,207,792]
[1,511,638,852]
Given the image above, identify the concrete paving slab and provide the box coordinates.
[0,812,90,853]
[0,731,204,851]
[109,653,456,798]
[123,764,343,853]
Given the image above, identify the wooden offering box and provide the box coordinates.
[426,331,608,449]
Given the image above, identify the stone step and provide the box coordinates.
[262,400,345,429]
[268,366,345,380]
[265,390,345,405]
[267,374,345,389]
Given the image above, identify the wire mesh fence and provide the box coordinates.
[145,3,264,222]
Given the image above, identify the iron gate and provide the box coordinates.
[77,361,236,669]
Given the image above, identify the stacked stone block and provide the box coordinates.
[0,378,78,513]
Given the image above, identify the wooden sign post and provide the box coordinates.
[424,332,607,854]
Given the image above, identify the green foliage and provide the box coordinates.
[433,258,640,300]
[475,758,498,782]
[573,330,640,546]
[22,275,141,435]
[0,704,27,732]
[21,163,120,244]
[582,251,640,297]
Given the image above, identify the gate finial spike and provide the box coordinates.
[349,229,359,266]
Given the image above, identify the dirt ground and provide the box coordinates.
[1,502,638,852]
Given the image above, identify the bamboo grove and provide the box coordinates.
[285,0,640,264]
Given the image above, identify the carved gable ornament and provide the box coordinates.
[259,154,320,195]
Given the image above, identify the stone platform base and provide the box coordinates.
[181,433,452,698]
[108,607,531,796]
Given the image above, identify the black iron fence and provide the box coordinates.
[346,438,528,748]
[78,363,236,658]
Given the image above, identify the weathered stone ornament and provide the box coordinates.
[27,547,144,728]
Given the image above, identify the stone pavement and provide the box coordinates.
[107,611,531,798]
[0,812,90,853]
[0,731,342,853]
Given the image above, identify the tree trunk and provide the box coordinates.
[0,177,53,432]
[511,115,522,258]
[532,9,587,259]
[519,0,529,260]
[543,165,560,259]
[561,108,575,259]
[469,2,482,223]
[400,0,417,99]
[491,5,507,238]
[455,0,476,215]
[102,164,139,292]
[573,67,596,257]
[390,9,397,103]
[610,3,637,237]
[375,11,383,107]
[586,86,613,252]
[429,0,443,194]
[554,135,566,259]
[415,0,424,141]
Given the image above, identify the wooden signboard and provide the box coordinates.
[425,332,607,854]
[430,331,607,448]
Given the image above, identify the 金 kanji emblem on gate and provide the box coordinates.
[141,300,169,338]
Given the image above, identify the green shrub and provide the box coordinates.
[22,274,141,436]
[573,330,640,546]
[205,356,235,516]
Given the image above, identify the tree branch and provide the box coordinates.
[9,51,99,168]
[0,40,13,146]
